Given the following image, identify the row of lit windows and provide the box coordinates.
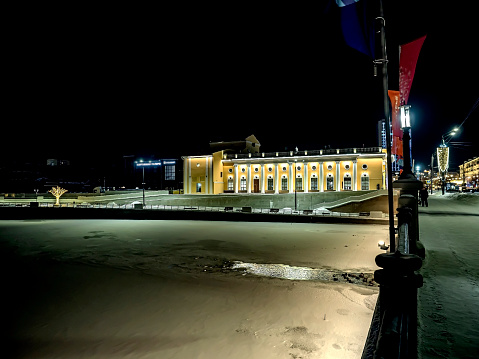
[225,174,370,191]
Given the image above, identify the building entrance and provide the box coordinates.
[253,178,260,193]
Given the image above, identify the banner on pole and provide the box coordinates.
[399,35,427,105]
[388,90,401,138]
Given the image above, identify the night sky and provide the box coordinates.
[3,1,478,173]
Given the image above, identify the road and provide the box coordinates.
[417,193,479,359]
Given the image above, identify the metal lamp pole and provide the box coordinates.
[142,166,145,207]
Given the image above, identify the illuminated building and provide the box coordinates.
[182,136,387,194]
[459,157,478,189]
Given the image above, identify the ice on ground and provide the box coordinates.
[1,219,384,359]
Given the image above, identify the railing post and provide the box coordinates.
[374,251,423,359]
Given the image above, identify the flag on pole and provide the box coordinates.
[399,35,427,105]
[335,0,375,57]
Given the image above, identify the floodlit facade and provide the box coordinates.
[459,157,478,189]
[183,147,387,195]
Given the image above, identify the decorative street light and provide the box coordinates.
[436,127,457,194]
[398,105,415,180]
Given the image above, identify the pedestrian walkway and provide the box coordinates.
[417,194,479,359]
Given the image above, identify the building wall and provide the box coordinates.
[183,148,387,195]
[459,157,479,188]
[183,156,213,194]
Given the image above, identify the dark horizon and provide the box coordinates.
[2,1,478,180]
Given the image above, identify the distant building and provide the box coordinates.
[459,157,478,189]
[182,136,387,194]
[209,134,261,154]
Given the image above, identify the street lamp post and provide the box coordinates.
[398,105,415,180]
[437,128,457,195]
[393,104,423,254]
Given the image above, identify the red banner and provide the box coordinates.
[399,35,427,105]
[392,135,403,158]
[388,90,401,138]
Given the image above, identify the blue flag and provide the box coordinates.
[336,0,375,57]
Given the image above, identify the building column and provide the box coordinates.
[184,158,190,194]
[205,157,209,194]
[304,162,309,193]
[336,161,341,191]
[319,162,324,192]
[289,162,294,193]
[274,164,279,194]
[353,160,358,191]
[234,164,239,193]
[261,164,265,194]
[247,163,251,194]
[208,157,213,194]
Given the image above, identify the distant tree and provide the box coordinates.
[48,186,68,206]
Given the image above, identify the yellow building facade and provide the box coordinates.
[459,157,478,189]
[183,147,387,194]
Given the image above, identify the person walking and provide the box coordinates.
[420,186,429,207]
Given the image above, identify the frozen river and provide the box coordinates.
[418,193,479,359]
[1,219,387,359]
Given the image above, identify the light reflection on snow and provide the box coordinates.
[232,261,332,281]
[231,261,377,286]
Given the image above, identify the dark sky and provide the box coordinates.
[3,1,478,172]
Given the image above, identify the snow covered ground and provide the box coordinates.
[0,219,387,359]
[417,192,479,359]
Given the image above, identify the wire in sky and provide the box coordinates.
[445,96,479,144]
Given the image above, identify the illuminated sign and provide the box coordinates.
[136,161,162,167]
[135,159,176,167]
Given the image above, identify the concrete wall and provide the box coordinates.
[150,191,376,211]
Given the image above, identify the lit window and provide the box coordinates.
[344,175,351,190]
[165,165,175,181]
[228,178,234,191]
[196,183,202,192]
[361,175,369,190]
[240,178,247,191]
[295,177,302,191]
[327,175,334,190]
[267,177,274,191]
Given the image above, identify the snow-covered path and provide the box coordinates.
[418,193,479,359]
